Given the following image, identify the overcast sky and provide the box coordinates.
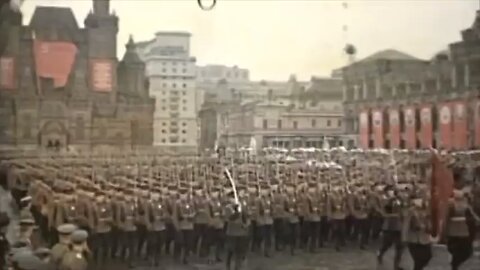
[20,0,478,81]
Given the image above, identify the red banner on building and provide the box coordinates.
[359,110,369,149]
[0,57,15,89]
[389,109,400,148]
[430,150,453,238]
[33,39,77,89]
[453,101,468,150]
[404,106,416,149]
[439,103,453,150]
[372,109,384,148]
[475,101,480,147]
[90,59,113,92]
[420,105,433,148]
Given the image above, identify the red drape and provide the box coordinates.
[420,105,433,148]
[33,39,77,89]
[453,101,468,150]
[404,106,416,149]
[389,109,400,148]
[90,59,113,92]
[439,103,453,150]
[372,109,384,148]
[475,101,480,147]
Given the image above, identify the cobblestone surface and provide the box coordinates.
[2,187,478,270]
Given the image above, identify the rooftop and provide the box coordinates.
[360,49,421,63]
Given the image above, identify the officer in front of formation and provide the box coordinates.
[59,229,90,270]
[225,184,250,270]
[50,223,77,268]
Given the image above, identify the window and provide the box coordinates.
[183,107,187,111]
[327,120,331,127]
[162,99,166,103]
[183,83,187,88]
[182,69,187,73]
[162,129,166,134]
[172,61,177,66]
[337,119,342,127]
[162,107,166,111]
[162,122,166,126]
[161,139,166,143]
[182,139,187,143]
[170,137,179,143]
[162,83,166,87]
[293,121,298,129]
[182,130,186,134]
[172,68,177,73]
[172,83,176,88]
[183,99,187,103]
[182,122,187,126]
[311,119,316,128]
[162,68,166,72]
[263,119,268,129]
[162,91,165,95]
[182,91,186,95]
[277,120,282,129]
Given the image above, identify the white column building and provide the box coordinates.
[136,32,198,153]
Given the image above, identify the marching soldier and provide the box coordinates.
[90,190,113,265]
[117,188,137,264]
[50,223,77,268]
[284,182,300,255]
[173,182,195,264]
[146,188,167,266]
[193,182,210,257]
[350,186,370,249]
[256,180,273,257]
[225,185,250,270]
[305,181,320,252]
[207,186,225,263]
[402,193,434,270]
[328,187,348,251]
[271,180,287,251]
[134,184,150,260]
[377,185,404,270]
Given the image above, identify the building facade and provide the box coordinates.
[207,76,351,152]
[136,32,198,154]
[0,0,154,151]
[343,9,480,150]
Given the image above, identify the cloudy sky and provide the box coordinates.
[20,0,478,81]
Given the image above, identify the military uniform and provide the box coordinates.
[173,184,195,264]
[329,189,348,251]
[284,183,299,254]
[193,186,209,257]
[304,182,321,252]
[117,189,137,263]
[225,185,250,270]
[50,223,76,268]
[59,230,90,270]
[271,183,287,251]
[146,189,167,266]
[256,183,273,257]
[207,187,225,262]
[90,190,113,265]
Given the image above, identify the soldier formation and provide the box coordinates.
[0,147,479,270]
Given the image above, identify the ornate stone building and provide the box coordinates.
[342,8,480,150]
[0,0,154,151]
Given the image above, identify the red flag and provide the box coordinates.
[453,101,468,150]
[389,109,400,148]
[439,103,453,149]
[404,106,416,149]
[430,151,454,237]
[420,105,433,148]
[33,38,77,89]
[372,109,384,148]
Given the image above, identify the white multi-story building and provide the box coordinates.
[136,32,198,153]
